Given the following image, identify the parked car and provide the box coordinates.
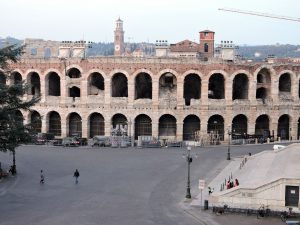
[62,137,80,147]
[35,133,54,145]
[52,138,63,146]
[78,138,88,146]
[91,136,111,147]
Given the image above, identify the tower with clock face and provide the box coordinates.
[114,18,124,56]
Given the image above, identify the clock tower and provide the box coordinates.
[114,18,124,56]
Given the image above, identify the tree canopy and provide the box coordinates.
[0,45,39,152]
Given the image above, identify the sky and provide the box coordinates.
[1,0,300,45]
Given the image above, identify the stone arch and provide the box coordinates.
[134,114,152,139]
[135,73,152,99]
[66,67,81,78]
[255,68,272,100]
[88,72,105,95]
[89,112,104,138]
[232,73,249,100]
[111,73,128,97]
[278,73,291,93]
[67,112,82,137]
[159,72,177,102]
[184,74,201,105]
[207,115,224,141]
[30,111,42,133]
[232,114,248,136]
[208,73,225,99]
[14,110,24,125]
[47,111,61,136]
[255,114,270,136]
[183,115,200,141]
[27,71,41,96]
[277,114,290,140]
[69,86,80,97]
[46,71,61,96]
[11,71,22,84]
[159,114,177,138]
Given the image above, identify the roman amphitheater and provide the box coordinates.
[2,18,300,145]
[4,57,300,144]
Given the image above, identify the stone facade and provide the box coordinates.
[4,56,300,142]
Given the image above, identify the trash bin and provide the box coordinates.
[204,200,209,210]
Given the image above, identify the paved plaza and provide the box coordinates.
[0,144,289,225]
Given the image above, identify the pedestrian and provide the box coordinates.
[208,186,212,195]
[73,169,80,184]
[234,178,239,187]
[40,170,45,184]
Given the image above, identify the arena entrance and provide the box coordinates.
[183,115,200,140]
[68,113,82,137]
[159,114,176,139]
[31,111,42,133]
[89,113,104,138]
[255,115,269,136]
[134,114,152,139]
[207,115,224,142]
[277,114,290,140]
[48,111,61,136]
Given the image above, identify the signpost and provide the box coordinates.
[199,179,205,208]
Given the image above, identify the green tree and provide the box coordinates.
[0,45,39,174]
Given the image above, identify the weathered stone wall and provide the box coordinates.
[7,56,300,141]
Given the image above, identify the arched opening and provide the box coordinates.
[31,111,42,133]
[183,115,200,140]
[255,115,270,136]
[111,73,128,97]
[112,113,127,127]
[48,72,61,96]
[256,68,271,100]
[159,73,177,104]
[184,74,201,105]
[256,87,267,99]
[68,113,82,137]
[134,114,152,139]
[277,114,290,140]
[208,73,225,99]
[48,111,61,136]
[135,73,152,99]
[232,114,247,136]
[0,71,6,85]
[89,113,104,138]
[279,73,291,93]
[204,43,209,53]
[28,72,41,96]
[88,72,104,95]
[69,86,80,97]
[67,68,81,78]
[159,114,176,137]
[207,115,224,141]
[232,74,249,100]
[14,110,24,126]
[11,72,22,84]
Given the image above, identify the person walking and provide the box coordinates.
[40,170,45,184]
[73,169,80,184]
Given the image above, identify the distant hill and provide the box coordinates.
[236,44,300,60]
[1,37,300,59]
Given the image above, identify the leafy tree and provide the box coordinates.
[0,45,39,174]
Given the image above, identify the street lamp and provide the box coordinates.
[185,146,193,199]
[227,129,231,160]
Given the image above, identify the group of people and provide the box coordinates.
[40,169,80,184]
[226,178,239,189]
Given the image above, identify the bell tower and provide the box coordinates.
[114,18,124,56]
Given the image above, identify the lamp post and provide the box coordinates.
[227,130,231,160]
[185,146,193,199]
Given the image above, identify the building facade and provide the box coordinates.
[3,57,300,143]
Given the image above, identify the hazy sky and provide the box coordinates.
[1,0,300,45]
